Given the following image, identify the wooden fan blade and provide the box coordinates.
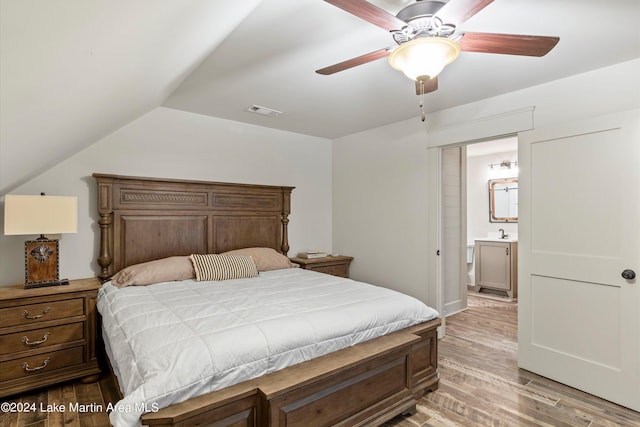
[435,0,494,26]
[316,48,391,75]
[458,32,560,56]
[324,0,407,32]
[415,77,438,95]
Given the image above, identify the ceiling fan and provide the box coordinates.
[316,0,559,107]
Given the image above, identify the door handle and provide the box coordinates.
[622,269,636,280]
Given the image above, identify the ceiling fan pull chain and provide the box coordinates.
[419,79,426,122]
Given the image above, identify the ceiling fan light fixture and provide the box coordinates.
[388,37,460,81]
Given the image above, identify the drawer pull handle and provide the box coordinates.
[21,307,50,320]
[21,332,50,346]
[22,357,50,372]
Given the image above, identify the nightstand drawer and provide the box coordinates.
[0,322,84,356]
[0,346,85,382]
[311,264,349,278]
[290,256,353,279]
[0,298,84,328]
[0,278,101,398]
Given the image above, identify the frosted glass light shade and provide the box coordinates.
[389,37,460,81]
[4,195,78,236]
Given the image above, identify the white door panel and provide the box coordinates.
[531,275,621,369]
[519,109,639,411]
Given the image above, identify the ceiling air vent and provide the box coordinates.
[245,105,282,118]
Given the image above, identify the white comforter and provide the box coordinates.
[97,268,438,427]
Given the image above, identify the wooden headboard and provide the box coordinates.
[93,174,294,282]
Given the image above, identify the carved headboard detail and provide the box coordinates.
[93,174,294,282]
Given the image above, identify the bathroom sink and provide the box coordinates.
[475,236,518,243]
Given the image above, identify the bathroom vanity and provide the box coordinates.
[474,238,518,299]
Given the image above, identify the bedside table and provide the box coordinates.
[0,278,102,397]
[290,255,354,278]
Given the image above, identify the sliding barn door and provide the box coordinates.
[518,109,640,411]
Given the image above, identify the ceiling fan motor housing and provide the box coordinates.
[393,1,456,45]
[396,0,447,22]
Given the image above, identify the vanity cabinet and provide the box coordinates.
[474,240,518,299]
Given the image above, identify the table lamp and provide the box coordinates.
[4,194,78,288]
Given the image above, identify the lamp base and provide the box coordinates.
[24,279,70,289]
[24,237,62,288]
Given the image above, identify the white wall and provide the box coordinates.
[333,58,640,309]
[0,107,333,285]
[332,118,431,303]
[467,150,519,242]
[3,58,638,295]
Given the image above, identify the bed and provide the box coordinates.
[93,173,441,427]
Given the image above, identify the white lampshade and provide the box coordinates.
[4,195,78,236]
[388,37,460,81]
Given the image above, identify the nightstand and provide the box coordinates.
[290,255,354,278]
[0,278,102,397]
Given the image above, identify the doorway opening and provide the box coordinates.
[440,136,519,319]
[466,137,518,302]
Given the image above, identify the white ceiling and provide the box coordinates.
[164,0,640,138]
[1,0,639,194]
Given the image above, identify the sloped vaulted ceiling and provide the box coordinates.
[2,0,639,195]
[0,0,262,195]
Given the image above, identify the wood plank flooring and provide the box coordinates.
[384,295,640,427]
[2,295,638,426]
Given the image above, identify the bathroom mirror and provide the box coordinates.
[489,178,518,222]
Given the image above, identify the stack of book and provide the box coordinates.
[296,251,328,259]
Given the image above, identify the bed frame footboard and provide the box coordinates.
[141,318,440,427]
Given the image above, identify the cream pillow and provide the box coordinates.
[111,256,195,288]
[222,247,294,271]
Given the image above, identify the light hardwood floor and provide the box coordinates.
[2,295,638,426]
[385,295,639,427]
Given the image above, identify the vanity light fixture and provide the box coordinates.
[489,161,518,170]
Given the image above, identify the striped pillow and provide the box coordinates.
[190,254,258,281]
